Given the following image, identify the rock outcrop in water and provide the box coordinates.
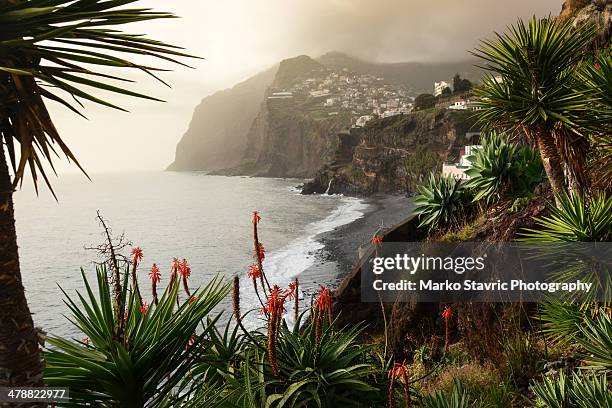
[302,109,479,196]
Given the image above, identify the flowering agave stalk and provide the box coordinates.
[149,263,161,305]
[252,211,271,292]
[264,285,286,376]
[388,362,412,408]
[442,306,454,352]
[179,258,192,297]
[315,286,333,346]
[131,247,144,306]
[233,277,241,324]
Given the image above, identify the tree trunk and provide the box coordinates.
[0,149,44,391]
[535,132,567,204]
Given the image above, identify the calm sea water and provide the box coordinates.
[13,172,368,338]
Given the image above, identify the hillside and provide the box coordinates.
[302,109,479,196]
[168,53,483,172]
[318,52,482,93]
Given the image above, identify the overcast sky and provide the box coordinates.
[43,0,563,177]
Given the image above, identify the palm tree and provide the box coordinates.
[0,0,194,388]
[472,17,598,198]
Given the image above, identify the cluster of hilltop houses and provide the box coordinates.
[267,68,415,128]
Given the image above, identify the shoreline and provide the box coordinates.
[303,194,415,292]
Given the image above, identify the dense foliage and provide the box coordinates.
[413,174,469,230]
[520,192,611,242]
[465,132,544,204]
[44,266,229,407]
[473,17,598,197]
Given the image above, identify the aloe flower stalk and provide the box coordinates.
[252,211,271,291]
[233,277,241,324]
[170,258,180,285]
[293,278,299,322]
[248,263,266,310]
[179,258,191,297]
[442,306,453,352]
[264,285,285,376]
[149,264,161,305]
[388,362,411,408]
[315,286,333,346]
[130,247,144,305]
[371,234,383,257]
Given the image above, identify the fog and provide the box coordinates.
[38,0,562,179]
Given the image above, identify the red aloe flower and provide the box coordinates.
[169,257,181,281]
[264,286,286,316]
[248,264,261,281]
[284,280,297,301]
[253,210,262,225]
[316,286,332,315]
[149,263,161,305]
[442,306,453,352]
[315,286,333,346]
[254,242,266,261]
[140,302,149,314]
[131,247,143,265]
[388,362,411,408]
[179,259,191,279]
[149,264,161,285]
[371,235,383,246]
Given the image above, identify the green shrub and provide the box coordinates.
[531,371,612,408]
[421,379,471,408]
[44,267,229,407]
[414,174,470,230]
[465,132,544,203]
[198,312,385,408]
[520,192,611,242]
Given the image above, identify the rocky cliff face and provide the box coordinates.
[559,0,612,47]
[225,55,353,178]
[302,109,478,196]
[167,67,276,172]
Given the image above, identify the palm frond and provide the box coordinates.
[0,0,197,194]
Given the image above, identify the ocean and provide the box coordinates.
[13,171,369,338]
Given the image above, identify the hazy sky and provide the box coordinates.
[41,0,563,179]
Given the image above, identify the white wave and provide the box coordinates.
[241,197,369,328]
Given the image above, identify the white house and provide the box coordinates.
[355,115,374,127]
[442,145,482,180]
[448,98,467,110]
[434,80,452,97]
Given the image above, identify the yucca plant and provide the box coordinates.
[519,192,611,242]
[465,132,516,203]
[420,379,471,408]
[531,371,612,408]
[0,0,193,384]
[473,17,598,198]
[255,312,380,407]
[580,53,612,191]
[414,174,469,230]
[463,132,542,204]
[538,303,586,345]
[576,310,612,372]
[44,266,229,407]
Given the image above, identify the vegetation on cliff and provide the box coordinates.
[304,109,478,196]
